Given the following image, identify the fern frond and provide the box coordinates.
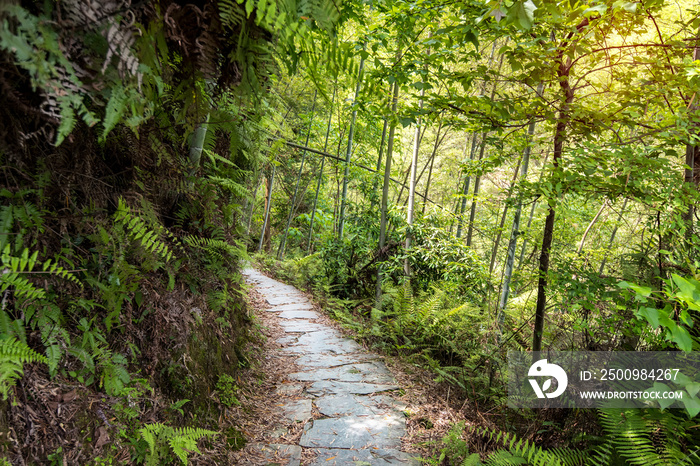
[139,423,217,465]
[114,198,176,264]
[590,409,698,466]
[0,337,47,400]
[184,235,245,261]
[467,425,585,466]
[207,176,248,198]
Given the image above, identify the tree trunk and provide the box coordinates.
[518,151,550,269]
[246,171,264,235]
[338,55,366,240]
[371,88,391,212]
[278,91,318,259]
[577,199,608,255]
[307,87,336,252]
[376,81,400,309]
[496,82,544,337]
[489,155,523,275]
[465,138,486,247]
[405,83,425,277]
[421,122,446,214]
[598,198,628,275]
[533,50,574,353]
[465,45,507,247]
[258,166,275,252]
[456,134,479,238]
[684,36,700,241]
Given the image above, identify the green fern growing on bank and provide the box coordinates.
[588,409,700,466]
[0,244,81,301]
[469,425,586,466]
[114,198,176,265]
[184,235,245,261]
[139,423,218,465]
[0,337,48,400]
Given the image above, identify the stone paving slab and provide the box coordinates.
[279,320,326,333]
[309,448,419,465]
[314,394,405,417]
[277,335,300,345]
[250,443,302,466]
[306,380,400,396]
[268,303,316,312]
[289,362,396,384]
[281,330,362,354]
[294,353,381,368]
[281,399,312,422]
[299,414,405,449]
[276,383,304,396]
[278,310,321,320]
[266,295,305,306]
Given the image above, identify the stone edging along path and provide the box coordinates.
[243,268,420,465]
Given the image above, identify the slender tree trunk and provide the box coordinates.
[496,82,544,337]
[577,199,608,254]
[399,127,447,209]
[489,155,523,275]
[246,171,263,235]
[307,87,336,252]
[396,126,429,205]
[518,151,550,269]
[456,42,498,239]
[533,50,574,353]
[258,166,275,252]
[684,35,700,240]
[598,198,628,275]
[465,139,487,247]
[338,55,366,240]
[405,82,425,277]
[465,45,507,247]
[376,81,400,309]
[456,134,477,238]
[421,122,446,214]
[278,91,318,259]
[371,89,391,212]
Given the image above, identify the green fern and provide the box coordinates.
[114,198,176,264]
[588,409,700,466]
[207,175,249,198]
[0,337,48,400]
[467,425,586,466]
[184,235,245,261]
[139,422,218,465]
[0,244,81,301]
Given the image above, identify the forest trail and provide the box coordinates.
[242,268,420,465]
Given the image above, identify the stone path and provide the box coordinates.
[243,268,419,465]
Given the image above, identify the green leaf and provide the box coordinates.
[685,382,700,399]
[584,4,608,15]
[681,394,700,418]
[671,274,700,311]
[649,383,676,410]
[511,0,537,29]
[670,325,693,352]
[636,307,661,328]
